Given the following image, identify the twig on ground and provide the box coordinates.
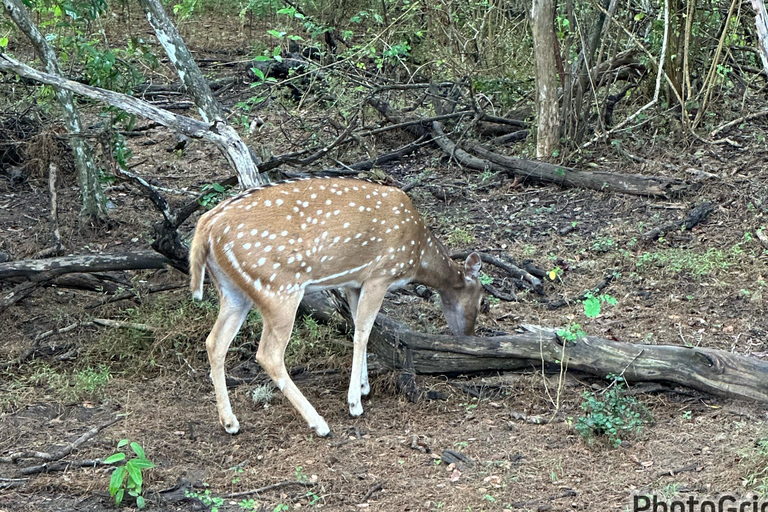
[545,273,616,309]
[221,480,316,498]
[450,251,542,290]
[33,163,64,259]
[643,202,714,241]
[2,416,123,464]
[92,318,156,332]
[359,481,385,503]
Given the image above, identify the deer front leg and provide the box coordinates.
[206,294,252,434]
[348,282,387,417]
[345,287,370,397]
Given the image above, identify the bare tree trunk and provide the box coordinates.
[137,0,262,188]
[752,0,768,75]
[530,0,560,159]
[2,0,108,224]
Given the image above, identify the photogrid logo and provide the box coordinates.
[633,495,768,512]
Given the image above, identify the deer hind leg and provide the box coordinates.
[206,291,252,434]
[256,292,331,437]
[345,287,369,397]
[348,281,388,417]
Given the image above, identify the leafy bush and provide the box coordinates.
[575,375,649,447]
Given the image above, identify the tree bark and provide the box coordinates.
[2,0,108,223]
[530,0,560,159]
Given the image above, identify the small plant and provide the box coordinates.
[199,182,232,208]
[251,383,275,406]
[583,292,617,319]
[73,365,111,398]
[295,465,308,482]
[274,504,290,512]
[591,236,616,253]
[575,375,649,447]
[105,440,155,509]
[548,266,563,281]
[478,272,493,285]
[557,323,586,342]
[239,498,259,510]
[186,487,225,512]
[448,227,475,245]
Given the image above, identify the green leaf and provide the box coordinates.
[126,460,143,488]
[130,442,146,459]
[115,488,124,505]
[254,55,272,62]
[583,296,601,318]
[137,496,146,509]
[0,37,8,49]
[117,439,130,448]
[104,453,126,464]
[110,466,126,496]
[131,459,155,469]
[252,68,265,82]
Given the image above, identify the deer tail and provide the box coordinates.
[189,223,210,301]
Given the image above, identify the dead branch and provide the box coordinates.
[32,163,63,258]
[17,458,105,475]
[92,318,156,331]
[642,202,714,241]
[85,283,186,309]
[366,97,690,198]
[545,273,616,309]
[2,416,123,464]
[450,251,542,289]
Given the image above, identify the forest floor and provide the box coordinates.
[3,15,768,512]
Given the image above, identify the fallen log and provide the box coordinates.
[0,251,173,281]
[300,292,768,404]
[366,97,691,198]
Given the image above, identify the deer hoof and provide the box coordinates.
[313,421,331,437]
[349,402,364,418]
[222,417,240,435]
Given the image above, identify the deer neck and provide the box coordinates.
[414,232,466,293]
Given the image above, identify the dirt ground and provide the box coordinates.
[3,14,768,512]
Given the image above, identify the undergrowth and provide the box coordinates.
[574,375,650,447]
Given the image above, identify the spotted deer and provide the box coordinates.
[189,177,483,436]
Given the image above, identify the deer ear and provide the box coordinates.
[464,252,482,279]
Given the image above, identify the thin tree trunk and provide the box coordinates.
[137,0,262,188]
[530,0,560,159]
[752,0,768,75]
[2,0,108,224]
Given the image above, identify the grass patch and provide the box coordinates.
[285,315,347,369]
[448,227,475,246]
[740,436,768,497]
[11,361,111,404]
[635,245,748,276]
